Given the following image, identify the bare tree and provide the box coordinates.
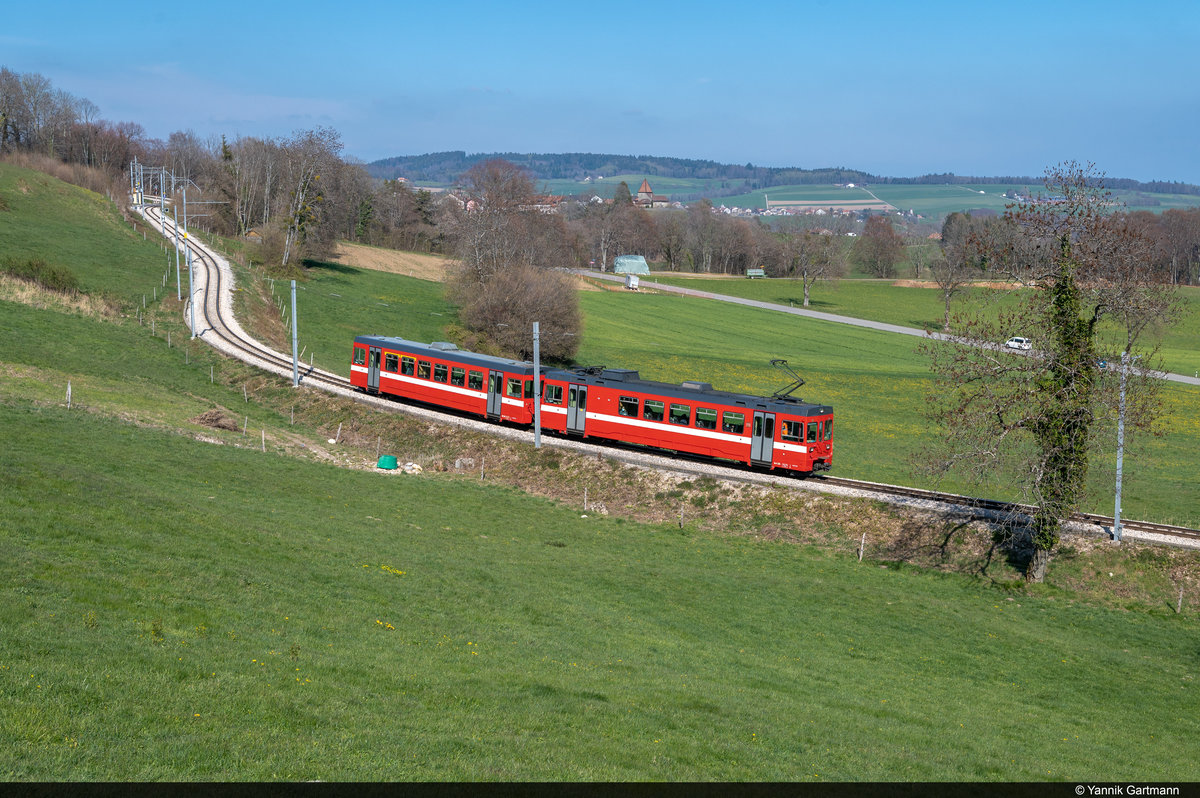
[773,230,845,305]
[278,127,342,269]
[443,158,536,281]
[443,159,582,358]
[685,200,717,272]
[853,215,904,277]
[452,263,582,361]
[656,211,687,271]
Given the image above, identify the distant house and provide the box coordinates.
[613,255,650,274]
[634,179,670,208]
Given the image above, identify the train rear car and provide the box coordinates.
[351,336,535,423]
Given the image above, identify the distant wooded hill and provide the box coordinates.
[365,151,1200,196]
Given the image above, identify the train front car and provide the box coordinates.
[541,366,833,475]
[769,398,834,474]
[351,335,535,424]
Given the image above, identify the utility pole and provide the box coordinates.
[173,205,181,301]
[291,280,299,387]
[1113,351,1137,542]
[533,321,541,449]
[187,241,197,338]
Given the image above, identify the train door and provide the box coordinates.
[367,346,382,392]
[566,384,588,435]
[750,411,775,466]
[486,371,504,419]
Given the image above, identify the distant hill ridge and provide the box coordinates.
[365,151,1200,196]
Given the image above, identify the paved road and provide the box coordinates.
[577,270,1200,387]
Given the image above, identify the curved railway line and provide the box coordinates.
[136,203,1200,552]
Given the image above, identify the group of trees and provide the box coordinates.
[1,67,145,172]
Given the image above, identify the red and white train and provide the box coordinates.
[351,335,833,475]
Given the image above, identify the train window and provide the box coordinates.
[695,407,717,430]
[643,400,664,422]
[451,367,466,386]
[417,360,431,379]
[384,353,399,373]
[722,411,745,434]
[506,378,523,398]
[525,380,534,398]
[353,347,366,366]
[765,416,775,439]
[401,357,415,376]
[469,371,483,391]
[669,404,690,426]
[824,419,833,441]
[781,420,801,442]
[544,384,563,405]
[618,396,638,417]
[433,364,448,382]
[807,422,819,443]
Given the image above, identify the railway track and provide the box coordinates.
[136,204,1200,551]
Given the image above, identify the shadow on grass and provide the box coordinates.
[879,516,1030,584]
[303,259,362,278]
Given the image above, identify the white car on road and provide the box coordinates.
[1005,336,1032,350]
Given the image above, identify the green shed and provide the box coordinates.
[612,255,650,274]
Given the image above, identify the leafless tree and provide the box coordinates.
[685,200,717,272]
[921,162,1182,581]
[452,263,582,361]
[278,127,342,269]
[772,230,845,305]
[853,214,904,277]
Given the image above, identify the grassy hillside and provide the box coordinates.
[0,162,172,300]
[4,403,1199,780]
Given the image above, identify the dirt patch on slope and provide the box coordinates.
[331,242,457,282]
[190,408,240,431]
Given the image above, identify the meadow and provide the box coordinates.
[4,402,1198,780]
[696,183,1200,218]
[643,275,1200,379]
[3,160,1200,780]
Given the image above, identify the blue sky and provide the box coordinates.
[4,0,1199,183]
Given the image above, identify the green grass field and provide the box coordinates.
[0,162,175,301]
[707,183,1200,218]
[643,275,1200,379]
[4,402,1198,780]
[3,161,1200,780]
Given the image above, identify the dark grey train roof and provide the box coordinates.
[355,337,832,415]
[543,366,833,416]
[355,336,534,373]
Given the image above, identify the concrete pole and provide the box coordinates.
[1113,351,1130,542]
[291,280,299,387]
[533,321,541,449]
[173,206,181,301]
[187,243,197,339]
